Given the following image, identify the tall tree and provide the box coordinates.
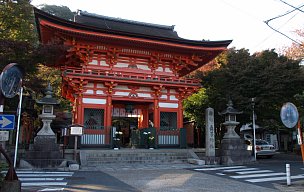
[0,0,36,42]
[0,1,68,111]
[283,29,304,61]
[184,48,304,135]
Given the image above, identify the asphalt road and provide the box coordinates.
[20,152,304,192]
[189,152,304,190]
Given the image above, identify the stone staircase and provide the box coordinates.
[79,149,194,166]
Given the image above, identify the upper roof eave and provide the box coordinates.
[33,7,232,48]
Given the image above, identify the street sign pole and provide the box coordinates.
[13,86,23,168]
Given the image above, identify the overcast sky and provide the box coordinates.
[31,0,304,53]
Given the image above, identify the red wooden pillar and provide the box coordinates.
[105,95,112,144]
[153,99,159,129]
[142,107,149,128]
[75,96,83,125]
[178,100,183,129]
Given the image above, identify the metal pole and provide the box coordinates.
[74,135,78,161]
[13,86,23,168]
[0,93,5,159]
[252,98,256,161]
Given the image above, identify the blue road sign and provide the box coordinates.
[0,115,15,130]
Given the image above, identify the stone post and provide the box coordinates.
[205,108,215,157]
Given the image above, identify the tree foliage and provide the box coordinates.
[184,48,304,133]
[0,1,69,111]
[39,4,75,21]
[283,29,304,60]
[0,0,36,42]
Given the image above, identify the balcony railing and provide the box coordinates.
[63,69,200,86]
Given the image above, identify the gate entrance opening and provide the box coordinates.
[112,117,138,147]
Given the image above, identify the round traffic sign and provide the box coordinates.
[280,102,299,128]
[0,63,23,98]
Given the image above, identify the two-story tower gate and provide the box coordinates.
[34,8,231,148]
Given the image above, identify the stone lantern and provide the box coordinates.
[36,83,59,136]
[219,100,252,165]
[24,84,62,168]
[219,100,242,139]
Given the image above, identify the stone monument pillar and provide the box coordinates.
[219,100,252,165]
[204,108,218,164]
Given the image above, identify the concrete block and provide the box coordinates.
[188,158,205,165]
[69,163,79,171]
[19,159,33,169]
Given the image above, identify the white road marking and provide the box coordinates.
[18,174,73,177]
[246,174,304,183]
[231,172,286,179]
[194,166,246,171]
[216,173,226,175]
[22,182,68,187]
[16,171,72,174]
[223,168,258,172]
[38,188,65,191]
[20,178,64,181]
[236,170,273,174]
[16,171,74,188]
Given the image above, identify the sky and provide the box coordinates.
[31,0,304,54]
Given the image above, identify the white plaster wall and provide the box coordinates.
[159,102,178,108]
[115,85,130,90]
[116,62,129,68]
[160,95,167,99]
[84,90,94,94]
[170,95,178,100]
[96,83,104,88]
[96,90,104,95]
[100,60,108,66]
[82,98,106,104]
[139,87,151,91]
[88,60,98,65]
[138,93,151,98]
[114,91,130,96]
[84,83,94,88]
[165,67,172,73]
[137,64,150,70]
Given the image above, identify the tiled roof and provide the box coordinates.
[75,11,180,40]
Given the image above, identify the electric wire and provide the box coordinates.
[264,12,302,45]
[264,0,303,46]
[279,0,304,14]
[265,4,304,23]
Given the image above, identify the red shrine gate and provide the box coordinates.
[34,8,231,148]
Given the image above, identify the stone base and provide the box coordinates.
[203,156,221,165]
[33,135,59,151]
[220,138,253,165]
[23,135,63,168]
[1,180,21,192]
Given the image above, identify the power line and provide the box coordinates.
[279,0,304,13]
[264,14,302,45]
[264,1,303,46]
[265,4,304,23]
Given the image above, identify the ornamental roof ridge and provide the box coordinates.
[78,10,175,31]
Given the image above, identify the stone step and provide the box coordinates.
[80,149,192,165]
